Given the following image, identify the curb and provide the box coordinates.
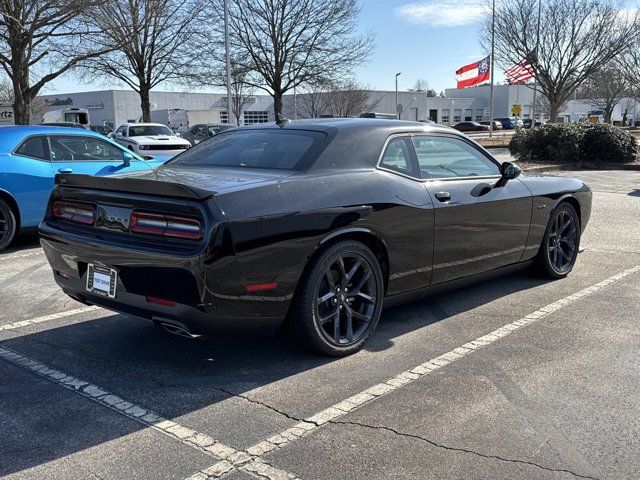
[524,162,640,173]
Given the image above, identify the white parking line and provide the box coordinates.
[0,306,100,331]
[190,265,640,480]
[0,345,243,464]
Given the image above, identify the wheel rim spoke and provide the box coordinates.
[320,310,338,325]
[333,312,341,342]
[324,270,336,289]
[352,291,374,303]
[350,308,371,323]
[336,257,346,283]
[353,270,370,292]
[345,308,353,342]
[346,260,361,282]
[318,291,335,304]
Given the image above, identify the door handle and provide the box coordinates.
[57,168,73,174]
[434,191,451,202]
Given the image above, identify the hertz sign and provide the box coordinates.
[0,105,14,125]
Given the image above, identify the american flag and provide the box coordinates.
[505,59,534,85]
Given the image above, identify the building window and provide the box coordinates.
[243,111,269,125]
[453,109,461,123]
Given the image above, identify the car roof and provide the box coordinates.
[0,125,117,155]
[235,118,467,171]
[242,117,458,135]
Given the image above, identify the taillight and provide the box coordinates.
[130,211,202,240]
[52,201,95,225]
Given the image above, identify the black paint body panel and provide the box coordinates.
[38,119,592,336]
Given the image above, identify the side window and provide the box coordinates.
[49,136,125,162]
[380,137,417,177]
[412,136,500,179]
[15,136,48,160]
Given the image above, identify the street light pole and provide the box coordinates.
[224,0,234,125]
[396,72,401,120]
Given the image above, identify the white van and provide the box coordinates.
[42,108,90,129]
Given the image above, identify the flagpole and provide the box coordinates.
[531,0,541,126]
[489,0,495,139]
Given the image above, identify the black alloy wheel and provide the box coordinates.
[315,253,378,347]
[537,202,580,278]
[293,240,384,356]
[0,199,17,252]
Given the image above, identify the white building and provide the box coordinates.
[39,90,276,130]
[38,85,639,130]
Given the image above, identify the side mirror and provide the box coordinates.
[122,151,133,166]
[495,161,521,187]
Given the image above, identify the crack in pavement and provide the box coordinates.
[198,388,600,480]
[212,386,321,428]
[330,419,600,480]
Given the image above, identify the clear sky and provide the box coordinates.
[46,0,495,95]
[354,0,490,93]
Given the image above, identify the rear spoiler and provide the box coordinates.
[55,174,214,201]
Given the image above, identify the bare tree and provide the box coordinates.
[578,67,630,123]
[487,0,639,122]
[81,0,205,122]
[208,0,373,117]
[0,0,115,124]
[408,79,437,97]
[228,62,257,125]
[325,80,380,118]
[0,78,11,103]
[295,82,331,119]
[408,79,430,92]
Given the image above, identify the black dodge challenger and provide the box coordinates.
[39,119,591,356]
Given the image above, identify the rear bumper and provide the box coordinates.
[39,223,287,335]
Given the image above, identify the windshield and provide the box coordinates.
[64,112,88,124]
[128,125,173,137]
[167,129,326,170]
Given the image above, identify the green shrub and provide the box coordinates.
[509,123,637,164]
[581,123,638,164]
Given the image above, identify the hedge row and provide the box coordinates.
[509,123,638,164]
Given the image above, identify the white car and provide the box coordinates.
[110,123,191,157]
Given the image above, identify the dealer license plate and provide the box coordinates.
[86,264,117,298]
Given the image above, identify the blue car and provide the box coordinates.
[0,126,170,251]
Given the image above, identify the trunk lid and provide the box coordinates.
[113,166,298,194]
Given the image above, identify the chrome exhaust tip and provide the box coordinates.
[156,321,203,339]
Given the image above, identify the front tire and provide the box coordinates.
[292,240,384,356]
[535,202,580,279]
[0,199,17,252]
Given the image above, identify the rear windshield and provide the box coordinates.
[167,129,326,170]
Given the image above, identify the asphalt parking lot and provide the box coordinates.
[1,170,639,480]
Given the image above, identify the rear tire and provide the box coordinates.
[291,240,384,356]
[535,202,580,279]
[0,199,17,252]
